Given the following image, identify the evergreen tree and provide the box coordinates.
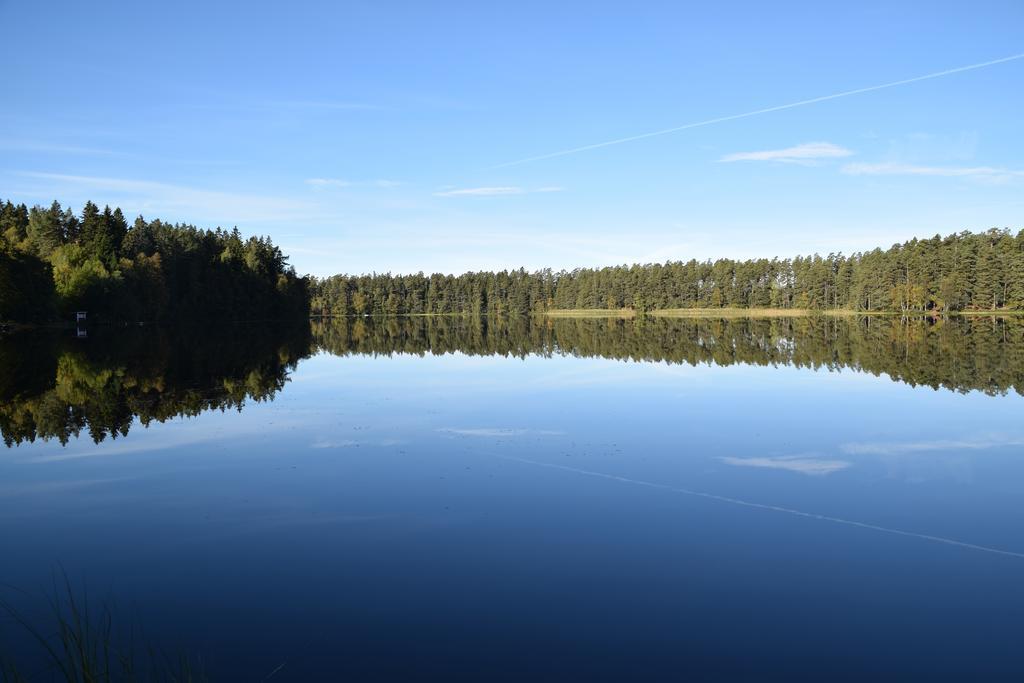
[26,201,65,258]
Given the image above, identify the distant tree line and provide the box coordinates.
[310,228,1024,315]
[0,199,309,323]
[5,198,1021,322]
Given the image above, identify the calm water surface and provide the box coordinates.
[2,316,1024,680]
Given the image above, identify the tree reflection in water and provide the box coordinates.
[3,314,1022,447]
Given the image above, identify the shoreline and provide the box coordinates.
[545,308,1024,318]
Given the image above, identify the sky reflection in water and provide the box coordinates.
[2,317,1024,680]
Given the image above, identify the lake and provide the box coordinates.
[2,315,1024,680]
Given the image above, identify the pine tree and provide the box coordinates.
[78,201,104,257]
[26,201,65,258]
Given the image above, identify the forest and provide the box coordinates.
[0,199,309,323]
[310,228,1024,316]
[4,198,1023,323]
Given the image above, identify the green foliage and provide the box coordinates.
[0,247,56,323]
[311,229,1024,316]
[0,199,309,324]
[3,195,1019,324]
[0,201,30,248]
[310,268,552,318]
[50,244,116,313]
[25,201,65,258]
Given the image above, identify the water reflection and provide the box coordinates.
[0,323,310,446]
[3,314,1023,447]
[312,314,1024,394]
[4,315,1024,680]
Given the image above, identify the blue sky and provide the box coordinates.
[1,0,1022,277]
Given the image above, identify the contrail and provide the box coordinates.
[493,453,1024,560]
[492,52,1024,168]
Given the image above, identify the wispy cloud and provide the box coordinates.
[720,141,853,163]
[439,427,527,436]
[21,414,311,462]
[434,186,564,197]
[310,438,408,449]
[500,454,1024,559]
[720,456,851,475]
[306,178,352,188]
[0,477,135,497]
[0,139,117,156]
[841,435,1024,456]
[493,52,1024,167]
[841,162,1024,180]
[305,178,402,189]
[310,439,360,449]
[437,427,564,437]
[435,186,523,197]
[265,100,381,111]
[19,172,316,224]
